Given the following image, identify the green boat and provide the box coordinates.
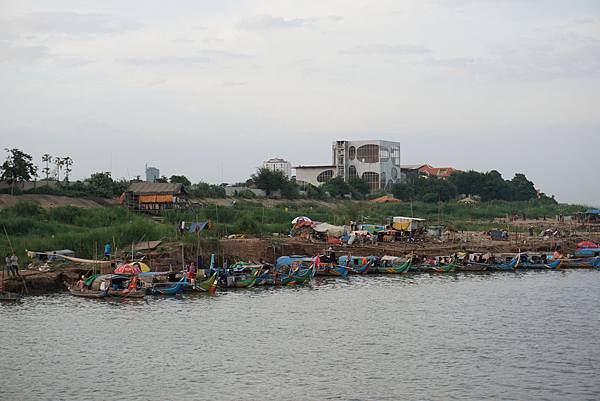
[194,273,218,294]
[370,256,411,274]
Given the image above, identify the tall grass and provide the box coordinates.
[0,199,586,260]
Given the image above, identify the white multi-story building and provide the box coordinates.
[295,140,401,191]
[262,158,292,178]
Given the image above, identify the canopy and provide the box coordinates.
[291,216,312,224]
[131,261,151,273]
[114,263,142,275]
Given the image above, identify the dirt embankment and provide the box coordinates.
[0,194,117,210]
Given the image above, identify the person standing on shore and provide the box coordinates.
[103,242,111,260]
[10,252,19,277]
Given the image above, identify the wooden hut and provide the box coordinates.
[121,182,186,214]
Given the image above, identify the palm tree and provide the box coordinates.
[54,157,64,181]
[63,157,73,182]
[41,154,52,181]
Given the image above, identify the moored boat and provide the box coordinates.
[338,255,372,275]
[65,281,109,298]
[370,256,411,274]
[150,275,188,295]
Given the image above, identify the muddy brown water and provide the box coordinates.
[1,270,599,401]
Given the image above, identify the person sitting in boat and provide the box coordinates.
[99,280,108,293]
[76,275,85,291]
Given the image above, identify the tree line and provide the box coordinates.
[0,148,554,203]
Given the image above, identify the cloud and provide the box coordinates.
[0,41,50,63]
[119,55,210,66]
[3,12,142,36]
[237,15,309,31]
[198,49,254,59]
[222,81,247,87]
[341,44,431,55]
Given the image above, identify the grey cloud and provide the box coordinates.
[222,81,247,87]
[119,55,210,66]
[199,49,254,59]
[237,15,309,31]
[0,42,50,63]
[3,12,142,36]
[341,44,431,55]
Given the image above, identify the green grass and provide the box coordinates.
[0,199,586,261]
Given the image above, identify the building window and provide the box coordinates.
[349,146,356,160]
[391,146,400,166]
[348,165,357,179]
[317,169,334,183]
[380,146,389,162]
[361,171,380,191]
[357,144,379,163]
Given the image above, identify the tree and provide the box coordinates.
[0,148,38,184]
[510,173,536,201]
[169,175,191,187]
[348,177,370,196]
[251,167,287,196]
[86,172,115,197]
[321,177,352,198]
[155,176,168,183]
[54,157,64,181]
[41,154,52,180]
[63,157,73,182]
[391,182,415,200]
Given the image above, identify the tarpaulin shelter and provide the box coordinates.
[577,241,598,249]
[313,223,348,237]
[189,221,210,233]
[391,216,425,232]
[114,263,142,275]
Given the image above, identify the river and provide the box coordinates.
[1,270,599,401]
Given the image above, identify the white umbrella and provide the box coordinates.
[291,216,312,224]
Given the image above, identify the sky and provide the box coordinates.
[0,0,599,206]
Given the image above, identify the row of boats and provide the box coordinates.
[65,252,600,299]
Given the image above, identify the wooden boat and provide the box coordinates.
[107,275,146,298]
[466,255,520,271]
[0,292,22,302]
[560,257,600,269]
[338,256,372,275]
[315,263,349,277]
[194,273,218,294]
[428,263,458,273]
[370,256,411,274]
[218,269,259,289]
[544,258,562,270]
[65,282,109,299]
[150,276,188,295]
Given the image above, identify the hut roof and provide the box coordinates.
[127,182,184,195]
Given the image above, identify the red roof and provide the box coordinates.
[418,165,457,178]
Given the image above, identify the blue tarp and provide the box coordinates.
[189,221,209,233]
[584,209,600,215]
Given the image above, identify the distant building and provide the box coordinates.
[295,165,337,187]
[400,164,458,182]
[262,158,291,178]
[145,166,160,182]
[295,140,402,191]
[333,140,401,191]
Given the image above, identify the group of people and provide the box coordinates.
[4,252,20,277]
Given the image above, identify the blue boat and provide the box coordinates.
[150,275,188,295]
